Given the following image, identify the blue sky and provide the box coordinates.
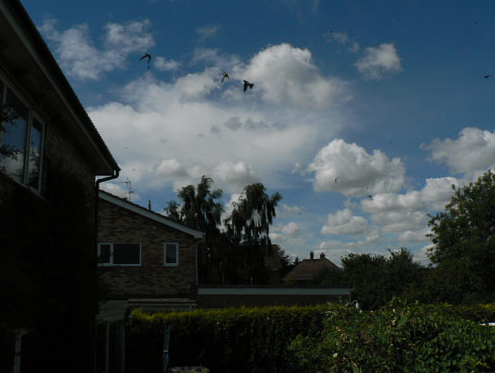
[20,0,495,265]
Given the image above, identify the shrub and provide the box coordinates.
[127,301,494,373]
[289,299,495,373]
[127,305,327,372]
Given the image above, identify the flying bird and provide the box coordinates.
[484,75,491,79]
[334,176,339,183]
[140,53,152,68]
[367,195,372,199]
[243,80,254,92]
[221,71,230,84]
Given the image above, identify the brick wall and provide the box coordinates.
[43,120,96,198]
[0,69,97,206]
[98,199,199,297]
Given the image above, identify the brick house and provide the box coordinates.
[0,1,120,372]
[282,251,340,285]
[97,190,204,306]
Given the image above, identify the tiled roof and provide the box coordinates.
[282,255,338,283]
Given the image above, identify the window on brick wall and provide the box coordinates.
[0,81,45,193]
[163,243,179,266]
[98,243,142,266]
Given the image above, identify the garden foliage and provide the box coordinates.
[290,299,494,373]
[127,301,494,373]
[127,305,326,372]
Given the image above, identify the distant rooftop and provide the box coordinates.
[282,251,339,284]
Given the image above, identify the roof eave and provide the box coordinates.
[0,0,119,175]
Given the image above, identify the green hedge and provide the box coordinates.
[127,301,494,373]
[127,305,327,372]
[289,300,495,372]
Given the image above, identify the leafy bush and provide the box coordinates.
[444,303,495,323]
[289,299,494,373]
[127,305,327,372]
[127,301,494,373]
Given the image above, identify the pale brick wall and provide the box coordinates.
[97,199,199,297]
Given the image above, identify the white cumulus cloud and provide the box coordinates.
[39,18,155,80]
[361,176,459,213]
[397,229,431,243]
[370,211,426,233]
[355,43,402,79]
[421,127,494,180]
[307,139,406,197]
[282,222,300,236]
[321,208,368,235]
[154,56,181,71]
[213,161,258,192]
[236,43,351,109]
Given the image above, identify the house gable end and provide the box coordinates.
[98,191,204,239]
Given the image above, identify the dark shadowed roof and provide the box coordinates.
[282,252,339,284]
[0,0,119,176]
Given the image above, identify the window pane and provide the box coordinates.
[0,90,28,182]
[165,244,178,264]
[27,119,42,190]
[113,244,140,265]
[99,244,111,264]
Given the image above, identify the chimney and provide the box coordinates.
[310,251,314,260]
[320,252,325,259]
[148,200,152,211]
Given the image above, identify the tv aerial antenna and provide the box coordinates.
[118,178,134,201]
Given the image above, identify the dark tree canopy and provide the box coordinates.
[225,182,282,246]
[164,178,285,285]
[426,170,495,303]
[164,175,224,240]
[314,248,424,310]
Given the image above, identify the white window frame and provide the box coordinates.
[98,243,142,266]
[0,77,45,194]
[163,243,179,267]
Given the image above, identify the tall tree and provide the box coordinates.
[426,170,495,303]
[164,176,227,284]
[164,175,224,237]
[225,182,282,246]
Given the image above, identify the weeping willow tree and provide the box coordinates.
[164,176,226,283]
[225,182,282,247]
[165,179,282,284]
[165,175,224,239]
[221,183,282,284]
